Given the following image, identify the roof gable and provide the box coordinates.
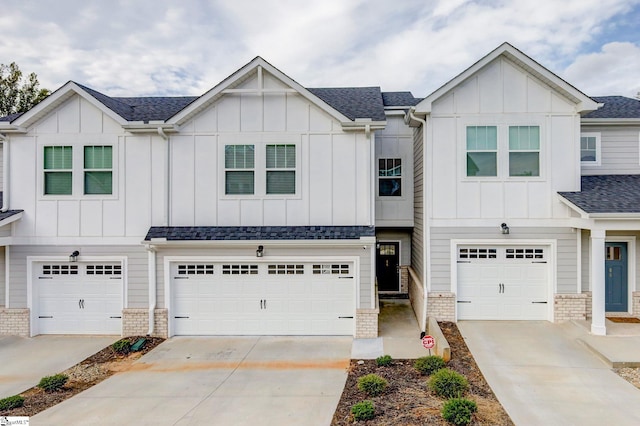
[415,42,600,114]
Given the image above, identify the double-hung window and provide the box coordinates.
[225,145,255,195]
[580,133,600,165]
[84,146,113,194]
[466,126,497,177]
[266,144,295,194]
[44,146,73,195]
[509,126,540,177]
[379,158,402,196]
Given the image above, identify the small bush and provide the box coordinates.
[112,339,131,355]
[376,354,393,367]
[37,374,68,393]
[442,398,478,426]
[414,355,446,375]
[0,394,25,410]
[428,369,469,399]
[351,400,375,421]
[357,373,388,396]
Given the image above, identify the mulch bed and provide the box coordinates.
[607,317,640,323]
[331,322,514,425]
[0,336,164,417]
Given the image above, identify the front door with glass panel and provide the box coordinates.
[377,243,399,291]
[605,242,628,312]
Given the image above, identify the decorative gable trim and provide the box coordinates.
[414,42,601,115]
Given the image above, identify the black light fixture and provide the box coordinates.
[256,245,264,257]
[501,223,510,235]
[69,250,80,262]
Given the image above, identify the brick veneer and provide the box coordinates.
[0,308,30,336]
[554,293,588,321]
[122,308,168,338]
[356,308,379,338]
[400,266,409,293]
[427,292,456,322]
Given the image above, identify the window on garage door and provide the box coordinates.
[177,264,215,275]
[268,264,304,275]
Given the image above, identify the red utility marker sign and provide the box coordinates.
[422,335,435,349]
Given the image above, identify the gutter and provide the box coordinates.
[146,245,157,336]
[408,107,429,332]
[157,127,170,226]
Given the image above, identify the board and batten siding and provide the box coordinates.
[580,126,640,175]
[0,143,4,191]
[169,70,373,228]
[430,227,578,294]
[412,125,424,280]
[8,245,147,308]
[0,247,5,306]
[375,113,414,227]
[9,94,165,240]
[153,245,373,309]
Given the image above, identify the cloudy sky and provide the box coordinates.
[1,0,639,99]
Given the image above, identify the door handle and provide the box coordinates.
[260,299,263,309]
[264,299,267,309]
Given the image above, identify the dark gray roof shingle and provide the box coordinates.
[0,112,23,122]
[0,192,23,222]
[559,175,640,214]
[584,96,640,119]
[145,226,375,241]
[382,92,421,107]
[307,87,386,121]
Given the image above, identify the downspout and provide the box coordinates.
[0,134,8,212]
[146,244,157,336]
[408,108,429,332]
[157,127,170,226]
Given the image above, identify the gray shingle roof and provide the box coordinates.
[0,112,23,122]
[0,192,23,222]
[145,226,375,241]
[583,96,640,119]
[558,175,640,214]
[382,92,421,107]
[307,87,386,121]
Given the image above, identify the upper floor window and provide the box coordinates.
[266,144,295,194]
[225,145,255,195]
[379,158,402,196]
[466,126,497,177]
[580,133,601,166]
[509,126,540,177]
[44,146,73,195]
[84,146,113,194]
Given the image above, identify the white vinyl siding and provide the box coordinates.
[580,127,640,175]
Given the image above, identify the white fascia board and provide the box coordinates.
[415,42,599,114]
[10,236,144,246]
[168,57,353,126]
[13,82,128,129]
[556,195,590,219]
[581,118,640,126]
[142,237,376,248]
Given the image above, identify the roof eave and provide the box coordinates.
[143,236,376,246]
[557,195,590,219]
[581,118,640,126]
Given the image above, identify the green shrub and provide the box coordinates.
[0,394,25,410]
[112,339,131,354]
[428,369,469,399]
[37,374,68,392]
[376,354,393,367]
[441,398,478,426]
[357,373,388,396]
[414,355,446,375]
[351,400,375,421]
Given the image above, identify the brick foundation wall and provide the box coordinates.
[554,294,587,321]
[427,292,455,322]
[122,308,168,338]
[633,292,640,317]
[356,308,379,339]
[0,308,30,336]
[400,266,409,293]
[584,292,592,319]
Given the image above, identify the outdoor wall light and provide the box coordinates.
[256,245,264,257]
[500,223,510,235]
[69,250,80,262]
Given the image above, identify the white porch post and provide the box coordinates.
[591,228,606,335]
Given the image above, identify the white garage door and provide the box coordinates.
[37,263,123,334]
[171,262,355,335]
[457,246,549,320]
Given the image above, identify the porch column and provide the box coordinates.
[591,228,606,335]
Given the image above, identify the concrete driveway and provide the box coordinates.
[32,336,352,426]
[0,335,118,399]
[458,321,640,426]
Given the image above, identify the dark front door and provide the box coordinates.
[377,242,399,291]
[605,242,628,312]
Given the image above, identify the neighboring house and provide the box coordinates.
[0,43,637,338]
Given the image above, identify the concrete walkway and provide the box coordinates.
[458,321,640,426]
[31,336,352,426]
[0,335,118,399]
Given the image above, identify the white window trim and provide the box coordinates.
[580,132,601,167]
[220,141,301,199]
[462,123,545,181]
[38,142,119,200]
[377,157,403,198]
